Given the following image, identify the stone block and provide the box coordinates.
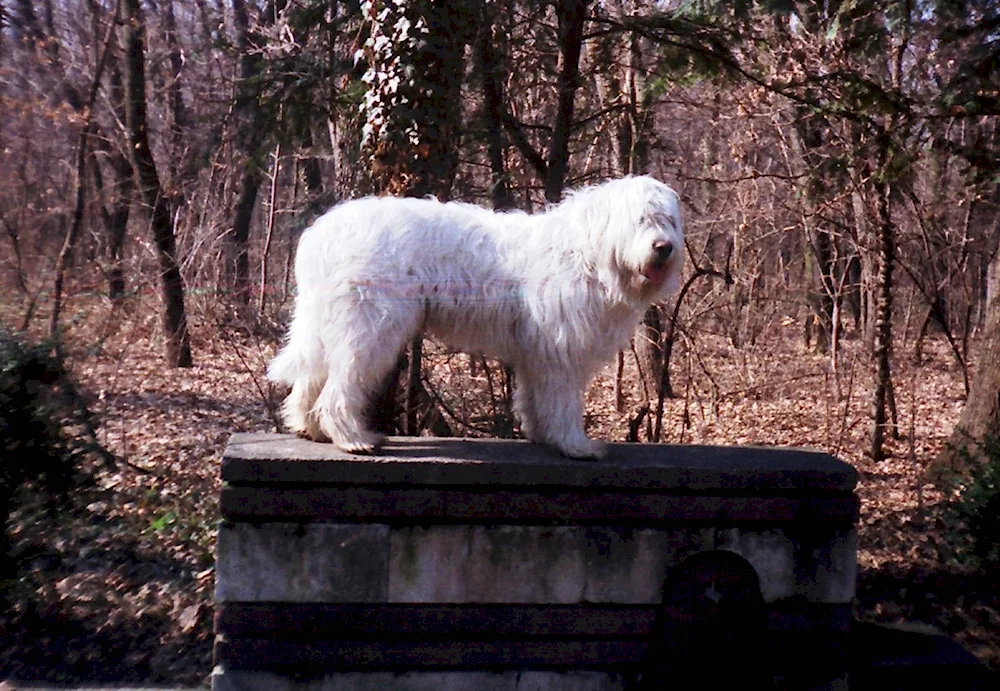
[213,666,294,691]
[388,525,473,603]
[388,525,585,604]
[796,528,857,604]
[307,672,516,691]
[715,527,856,604]
[388,525,714,604]
[716,528,796,602]
[582,527,714,603]
[216,522,389,602]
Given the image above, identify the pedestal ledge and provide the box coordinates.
[222,433,857,492]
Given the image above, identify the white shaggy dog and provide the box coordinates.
[267,175,683,459]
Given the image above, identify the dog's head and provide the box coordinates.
[573,176,684,305]
[627,177,684,301]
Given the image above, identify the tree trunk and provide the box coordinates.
[232,168,262,303]
[477,7,512,211]
[870,178,895,461]
[939,251,1000,466]
[122,0,193,367]
[848,181,874,340]
[498,1,588,202]
[229,0,262,303]
[103,176,130,303]
[844,254,863,333]
[98,60,133,304]
[811,225,837,353]
[363,1,472,436]
[617,25,664,404]
[259,143,281,316]
[300,127,324,197]
[91,134,132,305]
[405,336,422,436]
[163,0,188,146]
[10,0,45,51]
[49,0,120,344]
[544,0,589,203]
[791,113,837,352]
[1,218,29,294]
[368,2,470,200]
[476,7,516,431]
[636,306,664,402]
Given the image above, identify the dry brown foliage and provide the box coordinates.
[1,288,997,684]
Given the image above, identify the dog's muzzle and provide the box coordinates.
[652,239,674,262]
[641,240,674,286]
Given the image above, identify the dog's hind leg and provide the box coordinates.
[314,300,422,454]
[283,376,329,442]
[316,378,385,454]
[512,364,540,443]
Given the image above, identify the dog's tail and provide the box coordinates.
[266,346,301,385]
[266,310,325,385]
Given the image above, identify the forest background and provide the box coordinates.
[2,0,1000,685]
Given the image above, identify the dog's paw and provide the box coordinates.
[336,431,386,455]
[296,428,331,443]
[304,417,331,443]
[556,437,607,461]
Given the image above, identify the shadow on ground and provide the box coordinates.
[2,511,213,687]
[0,596,211,687]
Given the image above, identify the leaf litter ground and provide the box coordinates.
[1,295,997,685]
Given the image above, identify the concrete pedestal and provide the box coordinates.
[213,434,858,690]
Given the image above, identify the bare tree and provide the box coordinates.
[228,0,269,304]
[92,59,133,304]
[500,1,592,203]
[49,0,121,344]
[543,0,589,202]
[122,0,192,367]
[477,3,513,212]
[359,0,474,436]
[870,160,897,462]
[940,251,1000,466]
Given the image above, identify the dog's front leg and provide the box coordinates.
[517,365,607,460]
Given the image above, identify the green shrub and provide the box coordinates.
[1,329,107,576]
[945,423,1000,568]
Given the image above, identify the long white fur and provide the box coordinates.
[267,175,684,459]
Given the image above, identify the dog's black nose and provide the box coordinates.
[652,239,673,261]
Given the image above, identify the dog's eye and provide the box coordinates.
[650,213,675,229]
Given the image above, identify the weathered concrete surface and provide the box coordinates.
[797,528,858,604]
[388,525,714,604]
[712,527,857,604]
[716,528,797,602]
[211,669,627,691]
[215,523,389,602]
[216,523,854,605]
[222,433,857,492]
